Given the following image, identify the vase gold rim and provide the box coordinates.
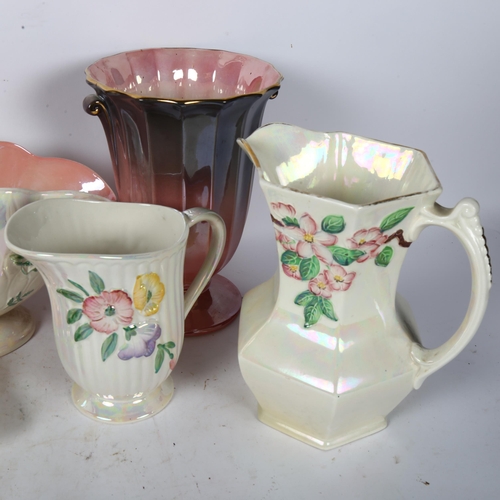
[85,47,283,103]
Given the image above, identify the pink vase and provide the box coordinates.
[83,48,282,335]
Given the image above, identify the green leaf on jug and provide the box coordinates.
[304,299,322,328]
[281,250,301,266]
[165,341,176,349]
[282,216,300,228]
[74,323,94,342]
[294,290,317,307]
[155,348,165,374]
[67,308,83,324]
[57,288,84,303]
[101,332,118,362]
[320,298,338,321]
[89,271,105,295]
[68,279,90,297]
[321,215,346,234]
[300,256,320,280]
[379,207,414,232]
[375,246,394,267]
[328,246,365,266]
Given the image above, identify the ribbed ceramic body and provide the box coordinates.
[40,252,183,400]
[84,48,282,335]
[5,199,226,422]
[237,124,491,449]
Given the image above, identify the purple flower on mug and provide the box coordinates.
[284,213,338,264]
[118,323,162,360]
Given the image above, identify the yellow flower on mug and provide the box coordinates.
[133,273,165,316]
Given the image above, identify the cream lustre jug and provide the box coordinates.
[237,124,491,450]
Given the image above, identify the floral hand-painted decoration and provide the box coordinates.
[10,253,37,275]
[272,203,414,328]
[56,271,175,371]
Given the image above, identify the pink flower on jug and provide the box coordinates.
[347,227,387,262]
[118,323,161,360]
[271,202,296,220]
[82,290,134,334]
[309,270,336,298]
[282,263,302,280]
[309,266,356,297]
[330,265,356,292]
[275,229,297,252]
[284,213,337,264]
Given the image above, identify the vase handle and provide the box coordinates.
[182,208,226,317]
[83,94,112,136]
[408,198,491,389]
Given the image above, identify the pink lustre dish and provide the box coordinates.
[0,142,116,199]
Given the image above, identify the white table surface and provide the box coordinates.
[1,182,498,500]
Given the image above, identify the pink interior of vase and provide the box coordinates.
[86,48,283,100]
[0,142,116,200]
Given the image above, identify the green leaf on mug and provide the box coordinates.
[375,246,394,267]
[294,291,317,307]
[57,288,84,303]
[67,308,83,324]
[282,216,300,228]
[299,256,320,280]
[379,207,414,232]
[165,341,176,349]
[281,250,301,266]
[68,279,90,297]
[74,323,94,342]
[304,299,322,328]
[328,246,365,266]
[320,298,338,321]
[89,271,105,295]
[155,348,165,374]
[101,332,118,362]
[321,215,346,234]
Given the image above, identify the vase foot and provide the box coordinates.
[257,406,388,450]
[184,274,241,336]
[71,376,174,424]
[0,306,36,357]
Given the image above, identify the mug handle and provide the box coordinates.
[408,198,491,389]
[182,208,226,317]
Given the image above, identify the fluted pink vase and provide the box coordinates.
[84,48,282,335]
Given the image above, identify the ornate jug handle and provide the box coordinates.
[408,198,491,389]
[182,208,226,317]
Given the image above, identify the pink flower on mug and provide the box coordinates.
[329,265,356,292]
[82,290,134,334]
[275,229,297,252]
[309,270,335,298]
[271,202,296,219]
[282,263,302,280]
[284,213,338,264]
[347,227,387,262]
[118,323,161,360]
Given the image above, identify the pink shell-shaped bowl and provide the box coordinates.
[85,47,283,101]
[0,142,115,356]
[0,142,116,197]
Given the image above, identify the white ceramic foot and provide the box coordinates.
[257,406,387,450]
[0,306,36,357]
[71,376,174,424]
